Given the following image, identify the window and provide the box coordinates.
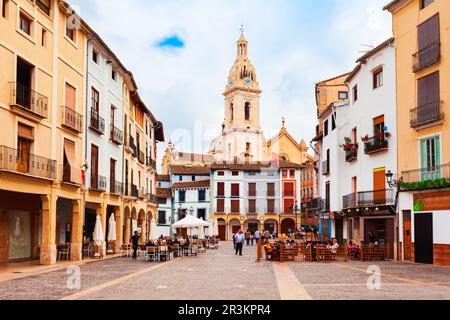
[178,176,183,182]
[198,190,206,202]
[290,170,295,178]
[232,171,239,176]
[231,184,240,197]
[217,182,225,197]
[20,13,31,35]
[92,50,99,64]
[416,71,440,126]
[353,85,358,102]
[41,28,46,46]
[66,17,76,42]
[158,211,166,224]
[178,190,186,203]
[36,0,50,16]
[157,197,166,205]
[283,182,294,197]
[197,209,206,220]
[216,199,225,213]
[420,135,440,180]
[338,91,348,100]
[324,120,329,136]
[112,69,117,81]
[91,87,99,112]
[248,183,256,197]
[330,115,337,131]
[231,200,240,213]
[248,200,256,213]
[245,102,250,121]
[192,175,196,182]
[267,183,275,197]
[282,170,288,178]
[2,0,8,18]
[267,199,275,213]
[373,67,383,89]
[218,171,224,176]
[421,0,433,9]
[230,103,234,121]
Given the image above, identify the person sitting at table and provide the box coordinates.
[146,240,157,247]
[173,238,180,246]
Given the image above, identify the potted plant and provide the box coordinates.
[361,134,369,142]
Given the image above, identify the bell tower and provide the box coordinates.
[212,29,266,162]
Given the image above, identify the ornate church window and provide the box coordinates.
[245,102,250,121]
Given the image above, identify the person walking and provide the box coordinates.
[232,232,237,249]
[131,231,140,260]
[254,229,260,245]
[235,231,244,256]
[245,230,251,246]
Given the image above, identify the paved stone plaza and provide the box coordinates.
[0,242,449,300]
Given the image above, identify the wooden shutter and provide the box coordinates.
[64,139,81,184]
[283,182,294,197]
[18,123,34,141]
[418,71,439,123]
[231,200,240,213]
[248,183,256,196]
[267,200,275,213]
[418,14,439,51]
[248,200,256,213]
[65,83,76,109]
[217,182,225,197]
[267,183,275,197]
[231,184,240,197]
[216,199,225,213]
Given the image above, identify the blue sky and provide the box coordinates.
[70,0,393,158]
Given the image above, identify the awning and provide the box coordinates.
[64,139,82,184]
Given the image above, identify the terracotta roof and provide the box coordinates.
[175,152,215,163]
[170,165,211,175]
[172,180,210,190]
[315,72,352,86]
[157,174,170,181]
[156,188,172,198]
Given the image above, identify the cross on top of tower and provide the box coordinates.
[240,25,245,33]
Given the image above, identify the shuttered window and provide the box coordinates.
[267,199,275,213]
[216,199,225,213]
[418,14,439,51]
[283,182,294,197]
[248,200,256,213]
[267,183,275,197]
[18,123,34,141]
[231,183,240,197]
[231,200,240,213]
[217,182,225,197]
[248,183,256,197]
[417,71,439,123]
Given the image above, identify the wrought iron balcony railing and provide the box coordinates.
[89,110,105,135]
[110,125,123,145]
[110,180,123,195]
[413,42,440,73]
[90,175,107,192]
[410,100,444,129]
[147,193,158,205]
[9,82,48,118]
[0,145,56,180]
[131,184,139,198]
[146,157,157,170]
[364,136,389,155]
[61,106,83,133]
[342,189,395,210]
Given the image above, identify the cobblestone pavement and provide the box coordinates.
[0,242,449,300]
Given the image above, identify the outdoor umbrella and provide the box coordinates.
[171,215,210,237]
[207,219,214,238]
[107,214,116,254]
[198,221,206,239]
[213,218,219,236]
[150,218,158,241]
[93,215,104,257]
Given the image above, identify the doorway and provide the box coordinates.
[16,57,33,109]
[373,168,386,204]
[403,211,412,261]
[414,212,433,264]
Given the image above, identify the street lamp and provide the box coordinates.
[292,201,300,233]
[386,170,402,188]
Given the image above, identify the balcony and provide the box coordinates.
[146,157,157,171]
[131,184,139,198]
[9,82,48,120]
[413,42,440,73]
[90,175,107,192]
[138,150,145,165]
[342,189,395,210]
[110,125,123,145]
[345,144,359,162]
[0,145,56,180]
[401,163,450,191]
[61,106,83,133]
[110,180,123,195]
[138,187,146,199]
[147,193,158,205]
[60,164,82,186]
[410,100,444,129]
[89,110,105,135]
[322,160,330,176]
[307,198,323,210]
[364,136,389,155]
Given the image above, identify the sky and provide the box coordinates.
[70,0,393,160]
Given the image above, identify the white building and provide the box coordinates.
[156,174,172,237]
[339,38,398,256]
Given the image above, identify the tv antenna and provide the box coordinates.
[358,44,374,54]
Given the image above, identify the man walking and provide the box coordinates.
[254,229,260,245]
[131,231,140,260]
[235,231,244,256]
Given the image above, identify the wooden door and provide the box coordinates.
[403,211,412,261]
[91,145,99,189]
[17,137,30,173]
[218,225,226,241]
[373,168,386,204]
[110,158,116,193]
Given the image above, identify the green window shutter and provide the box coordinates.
[435,136,441,167]
[420,139,428,181]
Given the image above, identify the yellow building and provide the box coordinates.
[0,0,89,264]
[385,0,450,266]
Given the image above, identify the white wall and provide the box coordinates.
[86,41,124,189]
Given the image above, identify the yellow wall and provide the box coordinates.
[390,0,449,174]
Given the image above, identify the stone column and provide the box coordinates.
[70,199,83,261]
[124,213,131,245]
[40,194,57,265]
[140,214,147,243]
[115,206,124,253]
